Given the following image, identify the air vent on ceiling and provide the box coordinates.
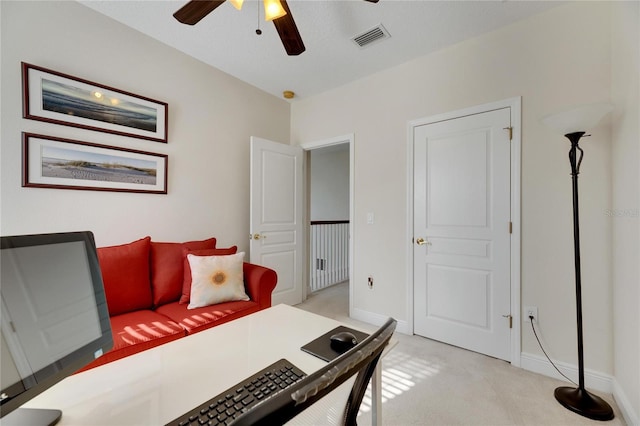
[352,24,390,49]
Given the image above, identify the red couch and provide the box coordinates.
[80,236,277,371]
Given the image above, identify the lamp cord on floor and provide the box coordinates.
[529,316,577,386]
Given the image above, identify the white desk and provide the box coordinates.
[24,304,394,425]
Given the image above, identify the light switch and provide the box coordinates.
[367,212,374,225]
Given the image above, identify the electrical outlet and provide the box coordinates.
[524,306,538,323]
[367,213,374,225]
[367,276,373,289]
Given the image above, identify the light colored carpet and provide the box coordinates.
[295,282,625,426]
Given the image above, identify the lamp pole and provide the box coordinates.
[553,131,614,421]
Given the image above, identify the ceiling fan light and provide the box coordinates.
[229,0,243,10]
[264,0,286,21]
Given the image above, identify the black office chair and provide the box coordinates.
[233,317,397,426]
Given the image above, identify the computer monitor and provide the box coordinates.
[1,231,113,426]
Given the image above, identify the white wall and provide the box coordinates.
[0,1,290,250]
[611,2,640,423]
[292,1,614,375]
[310,146,349,221]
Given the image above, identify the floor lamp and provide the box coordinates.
[542,102,614,421]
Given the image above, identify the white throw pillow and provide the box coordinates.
[187,252,249,309]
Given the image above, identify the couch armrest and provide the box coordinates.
[243,262,277,309]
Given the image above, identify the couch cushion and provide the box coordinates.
[150,237,217,307]
[156,300,260,335]
[187,252,249,309]
[180,246,238,304]
[98,236,152,316]
[77,310,185,372]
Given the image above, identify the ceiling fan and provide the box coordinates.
[173,0,379,56]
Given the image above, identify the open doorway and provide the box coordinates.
[309,144,349,291]
[301,134,354,316]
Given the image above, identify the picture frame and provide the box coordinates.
[22,62,168,143]
[22,133,168,194]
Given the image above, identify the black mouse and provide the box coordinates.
[330,331,358,353]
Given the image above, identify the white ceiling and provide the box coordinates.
[79,0,562,100]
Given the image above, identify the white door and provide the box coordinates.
[250,137,304,306]
[413,108,512,361]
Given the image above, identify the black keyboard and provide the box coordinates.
[166,359,306,426]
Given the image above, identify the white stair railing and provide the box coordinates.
[310,221,349,292]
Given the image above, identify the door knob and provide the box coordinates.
[416,237,431,246]
[252,233,266,240]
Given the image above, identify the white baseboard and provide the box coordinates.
[351,307,410,335]
[520,352,612,393]
[612,378,640,426]
[519,353,640,424]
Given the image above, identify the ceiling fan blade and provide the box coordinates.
[174,0,226,25]
[272,0,305,56]
[363,0,380,2]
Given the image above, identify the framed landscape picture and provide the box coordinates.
[22,62,168,143]
[22,133,168,194]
